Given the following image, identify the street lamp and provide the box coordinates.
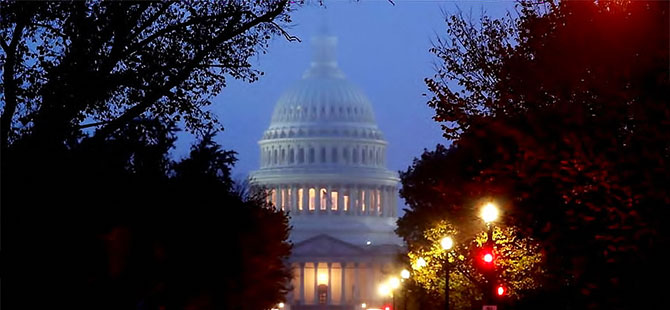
[441,236,455,310]
[400,269,410,279]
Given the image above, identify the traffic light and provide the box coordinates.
[496,285,506,297]
[478,247,495,269]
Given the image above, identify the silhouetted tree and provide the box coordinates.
[0,0,296,151]
[400,1,669,309]
[3,119,292,310]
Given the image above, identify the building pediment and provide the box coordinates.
[292,234,366,258]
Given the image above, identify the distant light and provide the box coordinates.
[481,202,499,223]
[378,283,391,296]
[385,307,390,310]
[400,269,410,279]
[389,277,401,289]
[278,303,285,308]
[416,257,427,268]
[366,241,372,245]
[440,236,454,250]
[318,273,328,284]
[361,303,367,309]
[483,253,493,263]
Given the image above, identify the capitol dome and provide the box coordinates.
[250,29,402,309]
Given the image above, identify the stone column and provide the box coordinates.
[327,262,332,305]
[315,186,321,213]
[326,186,332,214]
[365,187,372,215]
[341,262,346,304]
[289,184,298,214]
[300,262,305,304]
[338,186,345,215]
[314,262,319,304]
[351,186,359,216]
[302,185,309,213]
[391,188,398,217]
[353,263,359,302]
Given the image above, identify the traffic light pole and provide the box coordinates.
[485,224,494,306]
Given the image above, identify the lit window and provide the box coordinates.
[361,190,366,211]
[271,189,277,207]
[309,188,316,211]
[343,194,349,211]
[298,188,304,210]
[320,188,327,210]
[331,191,338,210]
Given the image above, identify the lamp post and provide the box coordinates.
[480,202,499,306]
[440,236,454,310]
[400,269,410,310]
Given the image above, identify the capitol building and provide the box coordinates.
[250,29,401,310]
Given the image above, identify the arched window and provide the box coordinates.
[320,188,327,210]
[281,148,286,164]
[298,148,305,163]
[343,147,349,163]
[331,191,338,210]
[331,147,338,163]
[289,148,295,164]
[352,147,358,163]
[361,148,367,164]
[298,188,304,210]
[273,149,278,165]
[320,147,326,163]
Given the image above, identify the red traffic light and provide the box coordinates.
[496,285,506,296]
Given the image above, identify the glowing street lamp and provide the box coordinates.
[389,277,401,289]
[441,236,456,310]
[378,283,392,297]
[400,269,410,279]
[480,202,499,224]
[440,236,454,250]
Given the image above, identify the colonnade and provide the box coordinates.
[289,261,383,306]
[260,142,387,168]
[266,184,397,217]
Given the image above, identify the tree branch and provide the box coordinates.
[86,1,289,145]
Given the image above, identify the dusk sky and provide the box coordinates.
[175,0,514,184]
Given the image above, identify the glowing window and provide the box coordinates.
[271,189,277,207]
[343,194,349,211]
[331,191,338,210]
[309,188,316,211]
[298,188,304,210]
[361,190,366,211]
[320,188,327,210]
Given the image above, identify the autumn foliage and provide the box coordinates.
[400,1,669,309]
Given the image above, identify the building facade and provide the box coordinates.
[250,31,401,310]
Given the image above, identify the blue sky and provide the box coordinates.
[174,0,515,187]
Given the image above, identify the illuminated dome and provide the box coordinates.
[250,30,401,308]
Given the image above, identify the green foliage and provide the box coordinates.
[405,213,544,309]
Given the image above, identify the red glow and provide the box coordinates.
[483,253,493,263]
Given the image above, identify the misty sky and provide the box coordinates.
[174,1,515,195]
